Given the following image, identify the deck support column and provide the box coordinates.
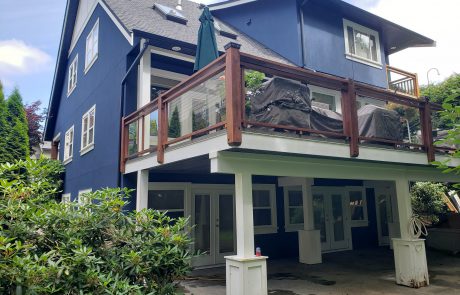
[137,39,151,151]
[136,169,149,211]
[299,178,322,264]
[392,178,429,288]
[226,172,267,295]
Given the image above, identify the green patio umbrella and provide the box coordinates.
[193,6,219,71]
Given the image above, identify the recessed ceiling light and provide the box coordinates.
[172,46,181,52]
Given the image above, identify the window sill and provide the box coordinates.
[80,144,94,156]
[63,157,73,165]
[84,55,98,75]
[350,220,369,227]
[345,54,382,69]
[254,225,278,235]
[284,224,304,232]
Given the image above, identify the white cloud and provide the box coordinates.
[0,39,52,76]
[369,0,460,85]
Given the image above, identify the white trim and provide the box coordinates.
[148,182,191,218]
[69,0,99,55]
[80,105,96,155]
[252,184,278,235]
[62,193,71,203]
[52,133,61,142]
[151,46,195,63]
[308,85,342,114]
[78,188,92,205]
[151,68,189,82]
[283,185,305,232]
[84,19,99,74]
[209,0,258,10]
[343,19,382,68]
[347,186,369,227]
[63,125,74,165]
[69,0,132,56]
[67,55,78,97]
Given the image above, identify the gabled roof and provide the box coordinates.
[103,0,291,63]
[209,0,436,55]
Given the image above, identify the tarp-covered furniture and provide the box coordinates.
[357,105,403,141]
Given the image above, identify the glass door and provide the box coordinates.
[329,191,349,250]
[313,192,329,250]
[193,193,213,266]
[375,188,393,246]
[215,192,236,264]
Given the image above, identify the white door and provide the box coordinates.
[375,188,393,246]
[192,189,236,267]
[312,188,351,252]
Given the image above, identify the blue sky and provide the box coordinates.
[0,0,457,108]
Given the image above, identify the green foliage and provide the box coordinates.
[192,111,208,132]
[0,158,193,294]
[420,74,460,129]
[151,119,158,136]
[0,81,11,164]
[387,102,420,142]
[244,70,265,117]
[168,106,181,138]
[4,89,30,162]
[411,182,448,224]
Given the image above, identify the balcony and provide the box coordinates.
[387,65,420,97]
[120,44,453,172]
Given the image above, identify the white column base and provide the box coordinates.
[298,229,322,264]
[393,238,429,288]
[225,256,268,295]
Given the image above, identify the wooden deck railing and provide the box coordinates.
[387,65,420,97]
[120,44,451,172]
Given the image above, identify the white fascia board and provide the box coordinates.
[151,46,195,63]
[209,0,258,11]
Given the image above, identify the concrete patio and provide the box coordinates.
[180,248,460,295]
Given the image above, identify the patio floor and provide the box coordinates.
[180,248,460,295]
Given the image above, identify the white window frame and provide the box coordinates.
[85,19,99,73]
[309,85,342,114]
[63,125,74,165]
[347,186,369,227]
[78,189,92,205]
[283,186,304,232]
[147,183,191,216]
[80,105,96,155]
[62,193,71,203]
[253,184,278,235]
[343,19,382,69]
[67,55,78,96]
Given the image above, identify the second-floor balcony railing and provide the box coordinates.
[387,65,420,97]
[120,43,452,172]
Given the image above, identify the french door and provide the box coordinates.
[192,189,236,267]
[375,188,393,246]
[312,188,351,252]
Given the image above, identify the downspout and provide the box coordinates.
[117,39,150,189]
[298,0,309,68]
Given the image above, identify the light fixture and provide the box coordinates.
[390,46,397,50]
[172,46,181,52]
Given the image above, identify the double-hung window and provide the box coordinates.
[63,126,74,164]
[343,19,382,68]
[81,105,96,154]
[67,55,78,95]
[85,20,99,72]
[148,189,185,219]
[252,184,277,234]
[284,186,304,231]
[348,187,368,227]
[78,189,92,205]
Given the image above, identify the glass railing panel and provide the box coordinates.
[127,120,139,157]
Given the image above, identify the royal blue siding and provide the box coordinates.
[53,4,131,199]
[301,2,388,88]
[213,0,302,66]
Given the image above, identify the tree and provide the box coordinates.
[0,158,193,294]
[168,106,181,138]
[0,81,11,164]
[5,89,29,161]
[411,182,448,224]
[24,100,46,156]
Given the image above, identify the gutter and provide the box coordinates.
[117,39,150,188]
[298,0,309,69]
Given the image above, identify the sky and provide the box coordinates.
[0,0,458,107]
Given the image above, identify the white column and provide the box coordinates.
[136,169,149,211]
[392,177,429,288]
[226,172,267,295]
[299,178,321,264]
[137,39,151,152]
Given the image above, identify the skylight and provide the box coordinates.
[154,3,188,25]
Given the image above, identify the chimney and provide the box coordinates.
[176,0,183,11]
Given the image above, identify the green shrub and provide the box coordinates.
[0,158,193,294]
[411,182,449,224]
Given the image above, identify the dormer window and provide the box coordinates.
[343,19,382,68]
[154,3,187,25]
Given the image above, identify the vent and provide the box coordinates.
[214,20,238,40]
[154,3,187,25]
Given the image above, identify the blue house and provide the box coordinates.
[44,0,458,293]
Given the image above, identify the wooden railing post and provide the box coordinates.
[341,79,359,157]
[420,97,435,162]
[225,42,243,146]
[157,96,167,164]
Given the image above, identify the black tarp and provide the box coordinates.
[357,104,402,141]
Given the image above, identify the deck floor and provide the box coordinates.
[180,248,460,295]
